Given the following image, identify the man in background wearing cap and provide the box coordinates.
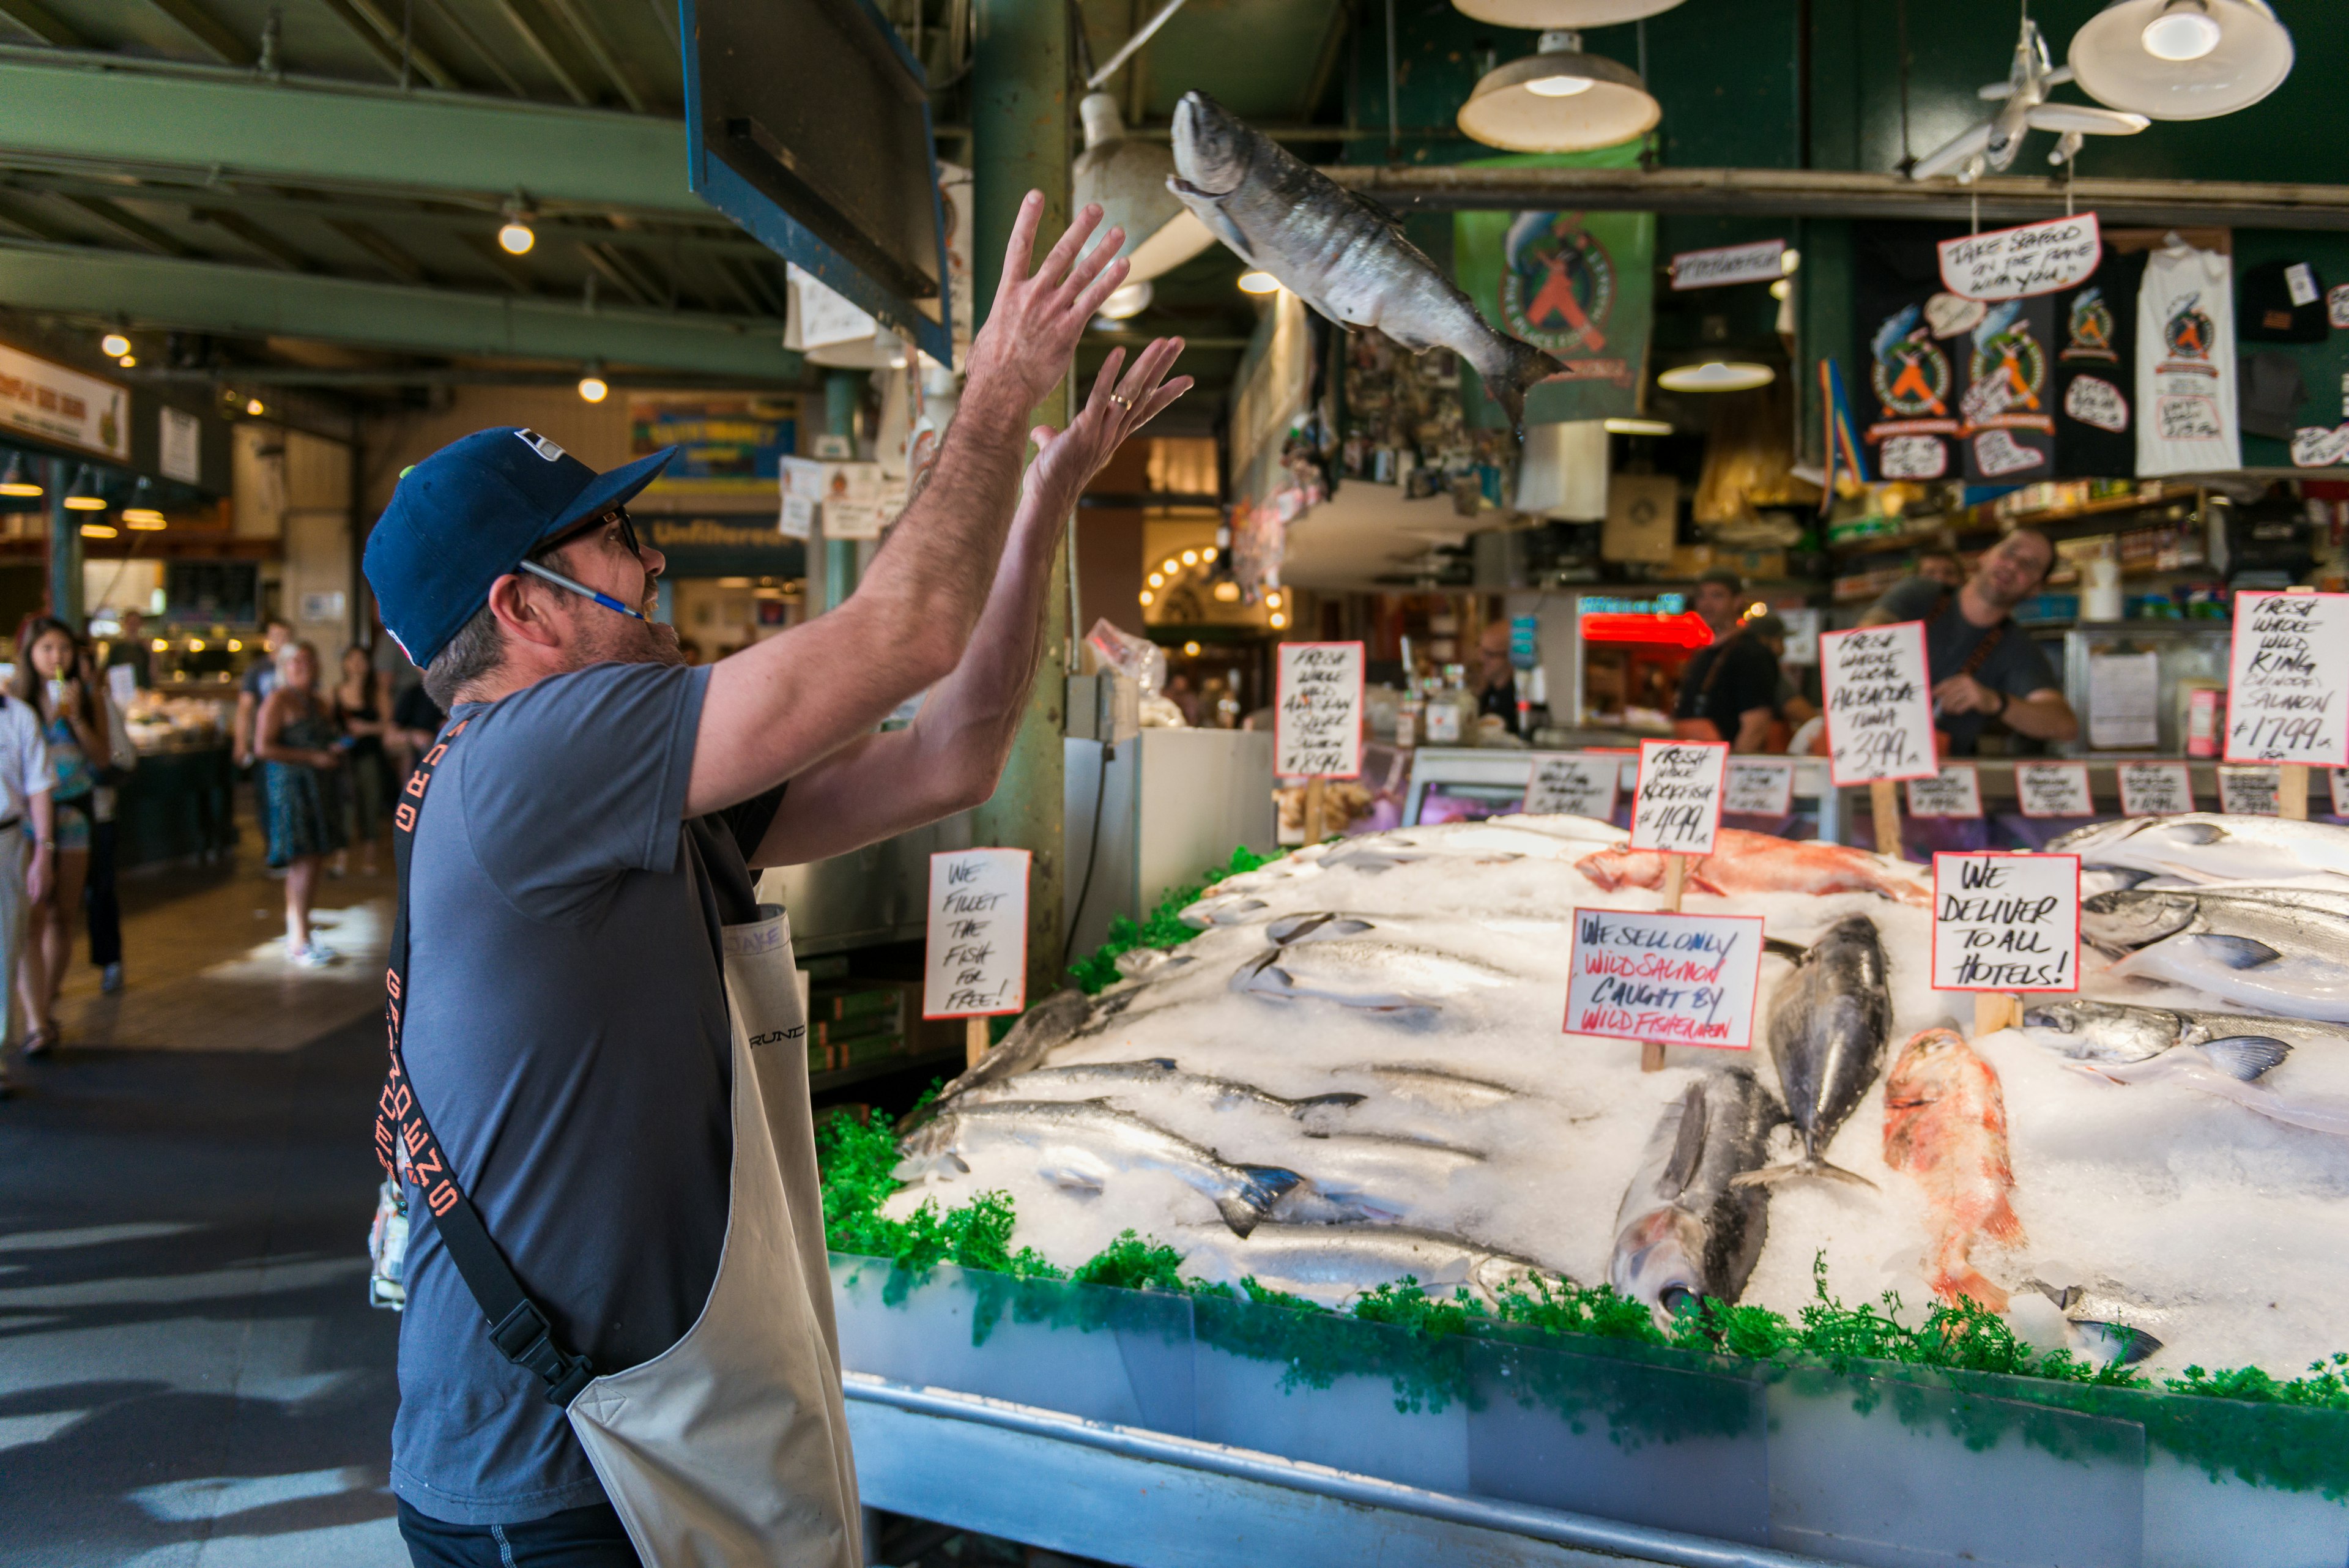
[368,196,1187,1567]
[1671,568,1782,752]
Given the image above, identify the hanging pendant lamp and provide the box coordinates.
[1073,93,1216,285]
[1452,0,1680,28]
[1457,31,1660,153]
[2067,0,2292,121]
[62,465,107,511]
[0,452,40,497]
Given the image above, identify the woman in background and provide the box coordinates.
[77,640,133,994]
[13,617,109,1054]
[331,644,388,877]
[254,641,345,965]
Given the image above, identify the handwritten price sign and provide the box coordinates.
[922,849,1031,1019]
[2225,591,2349,768]
[1276,641,1365,779]
[1932,852,2080,993]
[1630,740,1728,855]
[1820,622,1939,786]
[1525,753,1620,820]
[1564,907,1765,1050]
[2117,760,2194,816]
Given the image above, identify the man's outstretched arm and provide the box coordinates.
[684,193,1130,819]
[751,340,1191,868]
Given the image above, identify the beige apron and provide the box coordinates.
[567,905,863,1567]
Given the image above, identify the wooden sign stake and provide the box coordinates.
[1640,854,1691,1074]
[1870,778,1902,858]
[1303,774,1327,844]
[965,1016,990,1068]
[2279,584,2317,822]
[1972,992,2017,1037]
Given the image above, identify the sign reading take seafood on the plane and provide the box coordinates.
[923,848,1031,1019]
[1275,641,1365,779]
[1524,752,1618,820]
[2225,590,2349,768]
[1931,852,2080,994]
[1820,623,1939,786]
[1936,212,2101,302]
[1564,907,1766,1050]
[1630,740,1729,855]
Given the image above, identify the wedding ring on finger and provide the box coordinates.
[1108,393,1134,411]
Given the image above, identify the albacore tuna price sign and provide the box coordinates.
[2225,590,2349,768]
[1931,852,2080,993]
[1820,622,1939,786]
[1565,907,1765,1050]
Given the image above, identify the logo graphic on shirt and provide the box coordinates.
[2061,288,2117,362]
[1967,319,2046,414]
[2159,293,2218,376]
[514,429,567,462]
[1500,214,1615,357]
[1870,307,1951,419]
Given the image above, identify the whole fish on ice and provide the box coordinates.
[1275,1132,1488,1217]
[1233,938,1510,1012]
[2109,934,2349,1024]
[894,1099,1304,1237]
[2017,997,2326,1074]
[1177,1222,1557,1307]
[1737,915,1893,1188]
[1167,92,1564,433]
[932,988,1094,1099]
[948,1059,1366,1123]
[2082,885,2349,957]
[2071,1050,2349,1139]
[1609,1069,1778,1321]
[2047,814,2349,885]
[1881,1027,2025,1313]
[1346,1062,1524,1112]
[1576,831,1930,906]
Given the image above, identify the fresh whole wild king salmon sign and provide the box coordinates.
[2225,590,2349,768]
[1564,907,1765,1050]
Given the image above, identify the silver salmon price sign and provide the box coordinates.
[1931,852,2081,993]
[2225,590,2349,768]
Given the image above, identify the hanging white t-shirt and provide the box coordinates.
[2136,241,2241,476]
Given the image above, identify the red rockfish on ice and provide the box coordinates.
[1882,1027,2025,1312]
[1575,831,1930,907]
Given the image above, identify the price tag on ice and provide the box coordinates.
[1820,622,1939,786]
[2016,761,2095,818]
[1905,764,1983,819]
[1630,740,1728,855]
[923,849,1031,1019]
[2118,760,2195,816]
[2225,591,2349,767]
[1932,853,2080,994]
[1276,641,1365,779]
[2218,765,2280,816]
[1721,757,1796,817]
[1564,907,1765,1051]
[1524,752,1619,820]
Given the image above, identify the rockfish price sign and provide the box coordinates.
[1275,641,1365,779]
[2225,591,2349,767]
[1820,622,1938,786]
[1630,740,1728,854]
[1932,852,2080,993]
[1564,907,1765,1050]
[923,849,1031,1019]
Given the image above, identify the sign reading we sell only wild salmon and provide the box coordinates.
[1564,907,1766,1050]
[1820,623,1939,786]
[1275,641,1365,779]
[1931,852,2080,993]
[1629,740,1729,854]
[923,849,1031,1019]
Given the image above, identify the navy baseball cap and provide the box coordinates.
[363,427,677,667]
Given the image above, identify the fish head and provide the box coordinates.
[1887,1027,1969,1100]
[1609,1205,1710,1321]
[1170,92,1250,198]
[2080,890,2196,949]
[2019,998,2091,1035]
[891,1113,967,1181]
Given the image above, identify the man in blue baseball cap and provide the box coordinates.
[369,193,1188,1568]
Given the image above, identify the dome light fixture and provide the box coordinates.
[1657,360,1775,393]
[1237,270,1281,295]
[244,397,265,417]
[63,466,107,511]
[1212,579,1241,603]
[1603,415,1674,435]
[577,362,610,403]
[100,330,131,359]
[124,508,167,530]
[0,453,39,497]
[80,521,119,539]
[1450,0,1683,27]
[2068,0,2292,120]
[1458,31,1660,153]
[1072,94,1217,286]
[497,192,538,256]
[1138,589,1155,606]
[1097,280,1154,321]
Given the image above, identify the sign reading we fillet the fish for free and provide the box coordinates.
[2225,590,2349,768]
[922,849,1031,1019]
[1629,740,1728,855]
[1819,623,1939,786]
[1931,852,2080,994]
[1564,907,1765,1050]
[1275,641,1364,779]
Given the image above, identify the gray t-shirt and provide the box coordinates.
[1870,576,2061,754]
[390,660,785,1524]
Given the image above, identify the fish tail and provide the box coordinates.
[1491,336,1565,437]
[1220,1164,1305,1237]
[1285,1092,1368,1117]
[1933,1268,2010,1314]
[1731,1157,1880,1191]
[1983,1196,2026,1246]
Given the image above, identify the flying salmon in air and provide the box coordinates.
[1167,91,1564,433]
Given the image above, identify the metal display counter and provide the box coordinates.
[834,1255,2348,1568]
[1404,749,1845,842]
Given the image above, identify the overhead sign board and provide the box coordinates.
[1669,239,1786,291]
[0,341,128,461]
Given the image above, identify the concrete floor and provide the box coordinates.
[0,850,406,1567]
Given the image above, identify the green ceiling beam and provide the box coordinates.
[0,238,801,379]
[0,56,700,215]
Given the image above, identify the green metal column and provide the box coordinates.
[47,456,81,625]
[823,370,861,609]
[971,0,1072,1005]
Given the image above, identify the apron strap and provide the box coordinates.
[374,717,598,1407]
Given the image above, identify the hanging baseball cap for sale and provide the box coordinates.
[2239,259,2329,344]
[364,427,676,667]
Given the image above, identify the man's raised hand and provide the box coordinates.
[963,193,1128,418]
[1024,338,1192,512]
